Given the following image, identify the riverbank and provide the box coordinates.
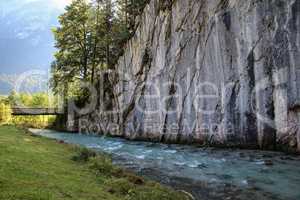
[0,125,189,200]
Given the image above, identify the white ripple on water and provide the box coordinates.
[165,150,177,154]
[188,162,202,168]
[144,150,153,154]
[255,161,265,165]
[174,161,186,166]
[241,180,249,186]
[105,144,124,151]
[135,155,146,159]
[87,144,102,148]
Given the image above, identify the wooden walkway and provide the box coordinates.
[11,108,64,116]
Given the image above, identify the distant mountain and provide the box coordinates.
[0,0,66,94]
[0,0,62,73]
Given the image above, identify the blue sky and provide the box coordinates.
[0,0,71,94]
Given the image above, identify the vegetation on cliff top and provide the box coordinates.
[51,0,149,99]
[0,125,189,200]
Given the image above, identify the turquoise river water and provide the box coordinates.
[30,129,300,200]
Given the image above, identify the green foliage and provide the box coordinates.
[89,155,115,176]
[11,115,57,129]
[0,103,11,124]
[51,0,150,98]
[7,90,58,108]
[72,147,97,162]
[52,0,92,82]
[105,178,136,196]
[0,95,9,104]
[72,147,116,176]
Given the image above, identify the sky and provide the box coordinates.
[0,0,73,94]
[52,0,72,9]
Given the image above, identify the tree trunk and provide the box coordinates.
[105,0,112,69]
[91,1,101,84]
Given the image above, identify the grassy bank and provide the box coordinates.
[0,126,189,200]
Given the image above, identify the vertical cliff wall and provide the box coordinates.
[93,0,300,152]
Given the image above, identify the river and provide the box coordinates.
[30,129,300,200]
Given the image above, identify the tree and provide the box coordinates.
[51,0,150,98]
[31,93,50,108]
[8,90,18,107]
[89,0,108,83]
[53,0,92,82]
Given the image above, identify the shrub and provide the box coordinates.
[105,178,135,196]
[72,148,97,162]
[0,103,11,124]
[112,169,145,185]
[88,155,115,176]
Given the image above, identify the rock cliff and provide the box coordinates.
[88,0,300,153]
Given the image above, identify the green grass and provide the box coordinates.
[0,125,189,200]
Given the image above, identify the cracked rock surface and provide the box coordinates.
[92,0,300,153]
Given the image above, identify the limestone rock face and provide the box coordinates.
[93,0,300,152]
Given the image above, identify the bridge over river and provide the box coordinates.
[11,108,65,116]
[11,107,77,132]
